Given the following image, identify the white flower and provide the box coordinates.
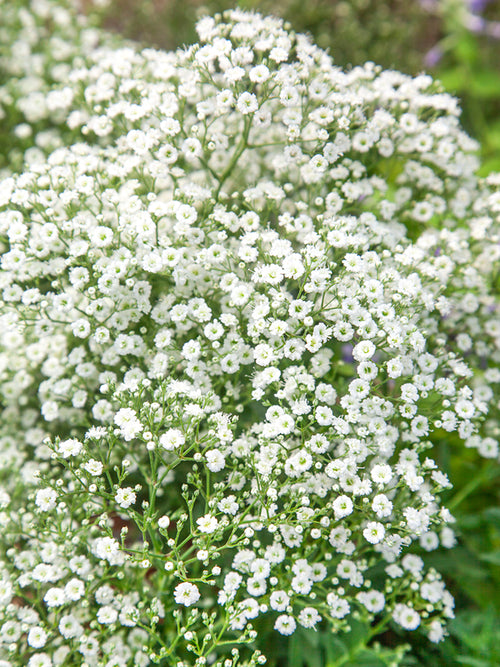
[114,408,142,441]
[352,340,376,361]
[27,626,47,648]
[92,537,125,566]
[28,654,52,667]
[254,343,276,366]
[247,576,267,596]
[393,604,420,630]
[372,494,393,518]
[83,459,103,476]
[196,514,219,534]
[71,318,91,338]
[326,593,350,618]
[0,579,12,606]
[115,487,137,509]
[298,607,321,628]
[274,614,296,635]
[35,488,57,512]
[57,438,83,458]
[315,406,333,426]
[332,495,353,519]
[284,449,312,478]
[370,464,393,485]
[205,449,226,472]
[58,614,84,639]
[363,521,385,544]
[455,399,475,419]
[236,92,258,115]
[428,619,445,643]
[64,578,85,601]
[356,590,385,613]
[97,605,118,624]
[44,587,66,608]
[269,590,289,611]
[40,401,59,421]
[249,64,270,83]
[159,428,185,450]
[174,582,200,607]
[0,8,496,662]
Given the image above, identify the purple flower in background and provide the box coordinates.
[419,0,439,8]
[466,13,487,32]
[487,21,500,38]
[465,0,500,39]
[342,344,354,364]
[467,0,493,13]
[424,44,443,67]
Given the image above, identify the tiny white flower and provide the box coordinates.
[35,488,57,511]
[159,428,185,450]
[363,522,386,544]
[174,582,200,606]
[115,487,136,509]
[236,92,258,115]
[274,614,296,635]
[97,605,118,625]
[332,495,353,519]
[196,514,219,534]
[27,626,47,648]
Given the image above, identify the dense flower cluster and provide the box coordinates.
[0,6,499,667]
[0,0,114,174]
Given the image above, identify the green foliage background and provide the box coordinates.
[2,0,500,665]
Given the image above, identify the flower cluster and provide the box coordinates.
[0,7,499,667]
[0,0,114,175]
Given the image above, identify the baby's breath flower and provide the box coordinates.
[174,582,201,607]
[0,5,498,667]
[115,487,137,509]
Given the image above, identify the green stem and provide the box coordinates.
[215,117,252,199]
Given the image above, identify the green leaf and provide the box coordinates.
[325,637,348,666]
[477,157,500,176]
[453,32,479,64]
[343,649,386,667]
[481,507,500,527]
[478,552,500,567]
[436,67,467,93]
[455,658,491,667]
[342,619,370,649]
[486,131,500,151]
[335,362,355,377]
[469,70,500,98]
[288,630,323,667]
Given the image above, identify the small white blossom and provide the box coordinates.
[174,582,200,607]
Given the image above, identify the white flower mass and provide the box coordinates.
[0,2,499,667]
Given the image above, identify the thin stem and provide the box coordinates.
[215,117,252,200]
